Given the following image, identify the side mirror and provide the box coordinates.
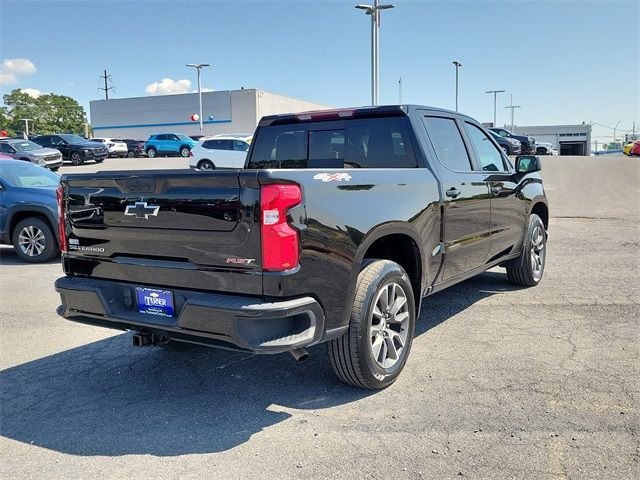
[515,155,542,173]
[0,182,5,191]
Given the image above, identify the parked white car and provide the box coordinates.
[534,142,558,155]
[188,134,252,170]
[90,138,129,158]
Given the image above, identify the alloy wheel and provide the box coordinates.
[18,225,46,257]
[370,282,410,369]
[530,225,546,281]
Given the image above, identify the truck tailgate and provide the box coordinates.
[61,169,263,295]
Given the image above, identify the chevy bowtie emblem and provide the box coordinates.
[124,201,160,219]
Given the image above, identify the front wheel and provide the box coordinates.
[506,213,546,286]
[328,259,416,389]
[94,158,105,163]
[70,152,84,165]
[127,151,135,158]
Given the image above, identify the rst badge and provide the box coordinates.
[124,201,160,219]
[313,173,352,182]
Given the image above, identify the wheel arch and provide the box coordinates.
[8,207,57,244]
[530,199,549,229]
[351,223,426,313]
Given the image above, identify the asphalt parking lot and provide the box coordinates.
[0,155,638,479]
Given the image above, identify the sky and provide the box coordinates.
[1,0,638,144]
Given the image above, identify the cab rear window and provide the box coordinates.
[248,117,417,169]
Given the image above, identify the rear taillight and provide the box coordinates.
[56,186,68,253]
[260,184,302,271]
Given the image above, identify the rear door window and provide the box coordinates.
[422,117,473,172]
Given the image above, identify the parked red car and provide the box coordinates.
[632,141,640,156]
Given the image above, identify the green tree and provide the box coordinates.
[2,89,87,136]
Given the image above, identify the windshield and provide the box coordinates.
[11,140,43,152]
[0,162,60,187]
[59,134,88,144]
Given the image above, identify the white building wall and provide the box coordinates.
[89,89,330,140]
[256,90,330,121]
[514,124,592,154]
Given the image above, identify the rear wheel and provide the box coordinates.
[506,213,546,286]
[70,152,84,165]
[180,146,190,157]
[127,151,135,158]
[328,259,416,389]
[12,217,58,263]
[197,159,215,171]
[147,147,157,158]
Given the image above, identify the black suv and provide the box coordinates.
[32,134,108,166]
[121,139,146,158]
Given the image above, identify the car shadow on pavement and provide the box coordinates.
[0,271,520,457]
[0,247,61,266]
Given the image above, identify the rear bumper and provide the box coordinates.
[54,276,325,354]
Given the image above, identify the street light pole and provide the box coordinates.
[20,118,32,137]
[613,120,621,147]
[452,61,462,112]
[485,90,506,127]
[186,63,211,132]
[505,94,521,132]
[356,1,395,106]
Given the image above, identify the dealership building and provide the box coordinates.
[89,89,330,139]
[513,124,592,155]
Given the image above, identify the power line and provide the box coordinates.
[98,69,115,100]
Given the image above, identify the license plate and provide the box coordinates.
[136,287,175,317]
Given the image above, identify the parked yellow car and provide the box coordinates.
[623,142,635,156]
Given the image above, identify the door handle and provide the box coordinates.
[446,188,461,198]
[490,186,502,195]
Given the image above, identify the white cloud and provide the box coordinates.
[20,88,43,98]
[200,88,214,93]
[0,58,37,85]
[145,78,191,95]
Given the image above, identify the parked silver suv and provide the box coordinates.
[0,139,63,170]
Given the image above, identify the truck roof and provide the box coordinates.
[258,104,477,127]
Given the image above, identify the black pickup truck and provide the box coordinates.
[54,105,548,389]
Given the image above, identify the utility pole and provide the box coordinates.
[356,1,396,106]
[20,118,32,137]
[398,77,402,104]
[186,63,211,132]
[485,90,506,127]
[452,61,462,112]
[505,94,521,131]
[98,70,114,100]
[613,121,621,147]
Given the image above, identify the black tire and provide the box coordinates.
[94,158,105,163]
[11,217,58,263]
[506,213,546,287]
[70,152,84,166]
[127,151,135,158]
[179,146,190,157]
[328,259,416,389]
[501,145,510,155]
[50,167,60,171]
[536,147,546,155]
[146,147,157,158]
[197,159,215,171]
